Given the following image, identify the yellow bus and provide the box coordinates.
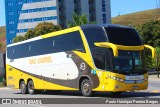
[6,24,155,97]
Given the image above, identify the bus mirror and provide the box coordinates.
[94,42,118,57]
[144,44,156,58]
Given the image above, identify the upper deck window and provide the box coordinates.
[81,26,108,47]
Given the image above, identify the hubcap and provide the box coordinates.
[29,84,33,90]
[28,83,34,93]
[21,83,25,93]
[83,83,90,94]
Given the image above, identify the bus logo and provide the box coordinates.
[80,62,86,71]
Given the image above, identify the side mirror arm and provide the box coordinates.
[144,44,156,58]
[94,42,118,57]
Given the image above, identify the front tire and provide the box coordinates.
[28,80,35,94]
[20,81,28,94]
[81,79,93,97]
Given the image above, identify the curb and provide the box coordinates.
[149,77,160,80]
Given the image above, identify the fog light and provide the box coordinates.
[144,78,148,81]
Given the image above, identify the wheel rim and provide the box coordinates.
[83,82,90,94]
[21,83,25,93]
[28,82,34,93]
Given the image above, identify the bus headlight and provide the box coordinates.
[108,75,124,82]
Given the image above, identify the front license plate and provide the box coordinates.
[126,75,144,80]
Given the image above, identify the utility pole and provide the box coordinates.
[157,57,159,78]
[155,0,160,20]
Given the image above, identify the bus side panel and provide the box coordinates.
[6,64,79,91]
[6,64,17,89]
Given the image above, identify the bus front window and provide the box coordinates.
[112,51,146,75]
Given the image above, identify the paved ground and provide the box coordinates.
[0,75,160,107]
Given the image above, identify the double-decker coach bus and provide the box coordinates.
[6,24,155,97]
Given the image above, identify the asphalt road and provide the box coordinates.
[0,75,160,107]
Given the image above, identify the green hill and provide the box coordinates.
[112,9,160,25]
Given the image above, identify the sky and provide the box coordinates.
[111,0,157,17]
[0,0,158,26]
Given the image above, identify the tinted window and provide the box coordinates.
[105,27,142,46]
[82,26,108,47]
[91,47,111,70]
[7,31,84,59]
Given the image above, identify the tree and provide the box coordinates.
[135,20,160,47]
[67,13,96,28]
[13,22,62,43]
[155,47,160,71]
[24,29,35,40]
[0,42,2,50]
[135,20,160,70]
[34,22,62,37]
[13,36,25,43]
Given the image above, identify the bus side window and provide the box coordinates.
[93,53,105,70]
[105,50,111,71]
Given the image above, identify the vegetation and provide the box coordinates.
[13,22,62,43]
[34,22,62,37]
[13,36,25,43]
[0,26,6,53]
[135,20,160,47]
[67,13,95,28]
[134,20,160,70]
[0,26,6,37]
[112,9,160,26]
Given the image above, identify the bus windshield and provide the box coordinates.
[105,27,142,46]
[112,50,146,75]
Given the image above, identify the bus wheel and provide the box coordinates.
[111,92,122,96]
[20,81,28,94]
[28,80,35,94]
[81,79,93,97]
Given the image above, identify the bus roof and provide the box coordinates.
[8,24,135,47]
[80,24,132,29]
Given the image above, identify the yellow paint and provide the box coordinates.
[144,44,156,58]
[41,26,81,38]
[94,42,118,57]
[29,56,53,65]
[116,45,144,51]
